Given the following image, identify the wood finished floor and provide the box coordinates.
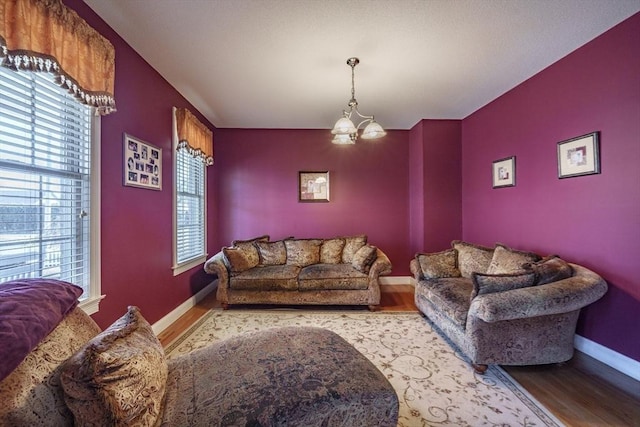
[159,285,640,427]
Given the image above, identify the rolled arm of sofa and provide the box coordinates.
[409,258,422,281]
[369,248,393,279]
[469,264,607,323]
[204,251,229,285]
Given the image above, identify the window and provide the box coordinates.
[0,67,101,313]
[173,112,207,274]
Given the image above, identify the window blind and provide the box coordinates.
[175,147,205,264]
[0,68,92,296]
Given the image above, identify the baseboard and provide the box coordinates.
[575,335,640,382]
[152,281,216,335]
[380,276,413,285]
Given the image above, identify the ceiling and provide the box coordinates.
[83,0,640,130]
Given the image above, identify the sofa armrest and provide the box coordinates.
[369,248,392,279]
[469,264,607,323]
[409,258,422,281]
[204,251,229,284]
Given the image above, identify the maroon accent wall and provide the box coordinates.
[409,120,462,255]
[209,129,412,274]
[65,0,215,328]
[461,14,640,360]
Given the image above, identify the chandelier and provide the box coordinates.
[331,57,386,144]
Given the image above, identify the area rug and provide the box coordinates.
[166,310,564,427]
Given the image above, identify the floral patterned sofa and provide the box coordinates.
[410,241,608,373]
[0,279,398,426]
[204,235,393,310]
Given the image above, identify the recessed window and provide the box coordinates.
[0,67,101,313]
[173,110,207,274]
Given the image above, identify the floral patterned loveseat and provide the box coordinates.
[204,235,393,310]
[410,241,608,373]
[0,279,398,426]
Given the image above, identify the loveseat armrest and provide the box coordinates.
[468,264,607,323]
[369,248,393,279]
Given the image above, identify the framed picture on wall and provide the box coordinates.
[299,171,330,202]
[557,132,600,179]
[123,133,162,190]
[492,156,516,188]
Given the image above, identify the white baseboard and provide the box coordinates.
[380,276,413,285]
[575,334,640,382]
[152,281,216,335]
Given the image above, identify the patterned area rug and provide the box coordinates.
[166,310,564,427]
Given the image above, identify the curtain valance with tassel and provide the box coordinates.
[175,107,214,165]
[0,0,116,114]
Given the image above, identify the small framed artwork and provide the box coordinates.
[123,133,162,190]
[299,171,330,202]
[557,132,600,179]
[492,156,516,188]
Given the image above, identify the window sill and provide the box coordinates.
[79,294,105,315]
[173,255,207,276]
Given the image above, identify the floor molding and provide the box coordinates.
[380,276,412,285]
[575,334,640,382]
[152,281,216,335]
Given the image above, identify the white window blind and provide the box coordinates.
[175,146,206,267]
[0,68,94,298]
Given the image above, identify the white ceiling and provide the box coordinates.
[84,0,640,130]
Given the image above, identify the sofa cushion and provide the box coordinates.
[415,278,473,327]
[451,240,494,278]
[298,264,369,290]
[0,308,101,427]
[352,244,378,274]
[320,238,346,264]
[341,234,367,263]
[486,244,541,274]
[524,256,574,285]
[229,265,301,291]
[416,249,461,279]
[285,239,323,267]
[60,306,168,427]
[470,271,537,299]
[255,240,287,265]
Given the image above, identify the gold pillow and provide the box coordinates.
[320,238,346,264]
[341,235,367,263]
[60,306,167,427]
[352,244,378,273]
[416,249,461,279]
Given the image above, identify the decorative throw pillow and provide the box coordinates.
[320,238,346,264]
[255,240,287,265]
[231,235,270,246]
[60,306,168,427]
[416,249,461,279]
[284,239,323,267]
[352,244,378,274]
[223,246,253,273]
[486,244,541,274]
[524,255,573,285]
[451,240,494,278]
[470,271,537,300]
[341,234,367,263]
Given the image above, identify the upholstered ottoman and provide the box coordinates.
[160,327,399,426]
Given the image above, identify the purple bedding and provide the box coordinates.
[0,278,83,381]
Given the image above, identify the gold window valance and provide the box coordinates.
[0,0,116,114]
[175,107,214,165]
